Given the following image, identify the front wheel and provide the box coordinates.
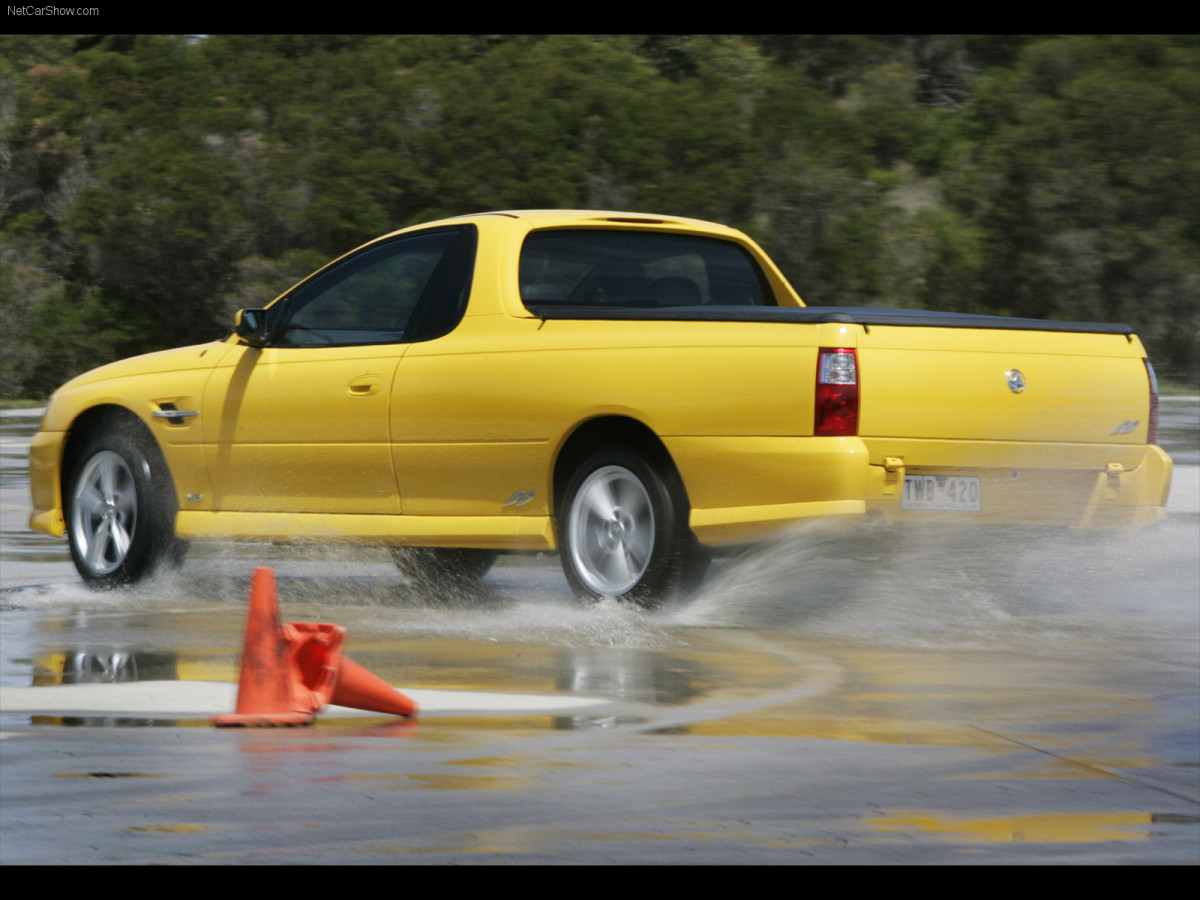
[66,428,185,589]
[559,448,703,606]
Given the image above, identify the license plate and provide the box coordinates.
[901,475,981,511]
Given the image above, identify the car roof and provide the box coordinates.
[396,209,745,237]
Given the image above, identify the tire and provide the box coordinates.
[65,426,186,589]
[558,448,705,606]
[390,547,498,590]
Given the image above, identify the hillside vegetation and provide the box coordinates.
[2,34,1196,397]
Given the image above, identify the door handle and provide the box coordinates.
[347,375,382,397]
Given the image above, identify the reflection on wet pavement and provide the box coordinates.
[867,811,1158,843]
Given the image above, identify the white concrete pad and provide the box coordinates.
[0,681,609,720]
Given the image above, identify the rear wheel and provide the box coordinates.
[66,428,185,589]
[390,547,498,590]
[559,448,704,606]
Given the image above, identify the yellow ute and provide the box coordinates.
[28,210,1173,603]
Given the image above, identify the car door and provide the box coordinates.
[202,227,476,515]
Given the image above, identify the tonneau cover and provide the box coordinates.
[526,304,1134,336]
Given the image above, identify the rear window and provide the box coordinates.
[519,230,774,310]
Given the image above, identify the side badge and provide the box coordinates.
[503,489,536,509]
[1005,369,1026,394]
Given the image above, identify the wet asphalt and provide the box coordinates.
[1,400,1197,864]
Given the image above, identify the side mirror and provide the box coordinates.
[234,308,268,347]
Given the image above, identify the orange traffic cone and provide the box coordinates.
[214,568,323,726]
[285,621,349,712]
[330,656,419,718]
[214,567,418,726]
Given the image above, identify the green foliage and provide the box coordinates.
[67,130,248,339]
[1,236,169,399]
[24,284,169,398]
[1,33,1196,393]
[0,238,53,398]
[949,34,1198,379]
[891,207,986,313]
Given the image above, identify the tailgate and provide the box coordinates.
[857,327,1152,446]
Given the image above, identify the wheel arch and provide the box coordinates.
[60,405,177,510]
[552,416,691,522]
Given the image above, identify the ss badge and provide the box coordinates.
[503,489,536,509]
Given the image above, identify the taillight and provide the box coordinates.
[815,348,859,436]
[1144,358,1159,444]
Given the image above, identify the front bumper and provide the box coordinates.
[28,429,66,538]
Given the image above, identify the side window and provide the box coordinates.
[271,227,475,347]
[519,230,773,310]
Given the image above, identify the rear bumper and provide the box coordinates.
[863,441,1172,528]
[670,435,1173,546]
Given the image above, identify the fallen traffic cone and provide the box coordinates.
[214,567,325,726]
[285,621,349,712]
[330,656,419,718]
[214,567,418,726]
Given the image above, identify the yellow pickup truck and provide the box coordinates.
[28,210,1173,603]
